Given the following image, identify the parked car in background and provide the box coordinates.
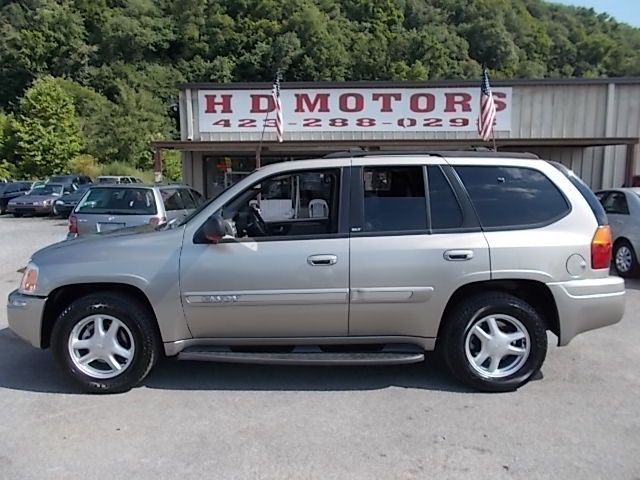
[6,152,625,394]
[97,175,134,184]
[7,183,76,217]
[26,180,46,193]
[53,184,92,217]
[47,174,93,186]
[0,182,32,214]
[596,188,640,277]
[68,184,204,237]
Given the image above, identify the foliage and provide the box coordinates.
[1,0,640,178]
[162,150,183,182]
[69,154,101,178]
[13,76,84,178]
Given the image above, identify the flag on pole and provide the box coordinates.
[478,67,497,142]
[272,73,284,143]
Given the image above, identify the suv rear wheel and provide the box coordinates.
[51,292,160,393]
[440,292,547,392]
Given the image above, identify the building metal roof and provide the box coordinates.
[178,77,640,90]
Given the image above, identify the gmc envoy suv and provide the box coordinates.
[7,151,625,393]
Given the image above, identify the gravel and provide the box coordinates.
[0,215,639,479]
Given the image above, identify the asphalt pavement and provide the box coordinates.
[0,215,639,479]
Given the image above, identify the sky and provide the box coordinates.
[552,1,640,27]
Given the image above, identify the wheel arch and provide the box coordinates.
[41,283,162,350]
[438,279,560,342]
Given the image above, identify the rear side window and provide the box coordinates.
[427,166,463,230]
[76,188,157,214]
[362,166,427,232]
[550,161,607,225]
[161,188,185,211]
[455,166,570,229]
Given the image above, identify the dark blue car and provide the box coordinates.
[0,182,32,214]
[53,184,92,217]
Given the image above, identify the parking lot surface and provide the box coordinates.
[0,215,639,479]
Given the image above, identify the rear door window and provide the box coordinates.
[602,192,629,215]
[455,166,570,229]
[427,166,463,230]
[179,189,197,209]
[161,188,185,211]
[362,166,427,232]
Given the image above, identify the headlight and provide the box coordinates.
[32,201,42,206]
[19,262,39,295]
[43,200,51,205]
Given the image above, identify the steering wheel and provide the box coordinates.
[248,204,270,237]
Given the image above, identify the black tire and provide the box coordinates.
[439,292,547,392]
[613,240,639,278]
[13,212,22,218]
[51,292,161,394]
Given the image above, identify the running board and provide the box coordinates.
[177,346,425,366]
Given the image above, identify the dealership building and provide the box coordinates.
[154,78,640,198]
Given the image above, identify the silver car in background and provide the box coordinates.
[596,188,640,277]
[69,184,204,237]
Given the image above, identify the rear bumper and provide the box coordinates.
[548,276,625,346]
[6,290,46,348]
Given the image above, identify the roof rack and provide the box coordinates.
[322,148,539,160]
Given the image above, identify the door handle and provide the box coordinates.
[444,250,474,261]
[307,254,338,266]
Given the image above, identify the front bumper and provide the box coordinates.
[548,276,625,346]
[7,290,46,348]
[8,205,53,215]
[55,204,74,216]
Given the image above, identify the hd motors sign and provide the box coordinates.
[197,87,512,134]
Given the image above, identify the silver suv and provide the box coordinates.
[7,152,625,393]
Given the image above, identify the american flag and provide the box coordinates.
[272,73,284,143]
[478,67,497,142]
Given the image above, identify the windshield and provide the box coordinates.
[76,187,157,215]
[28,184,63,196]
[98,177,119,184]
[48,176,70,183]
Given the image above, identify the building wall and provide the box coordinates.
[178,79,640,191]
[180,81,640,143]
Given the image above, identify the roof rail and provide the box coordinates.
[322,148,540,160]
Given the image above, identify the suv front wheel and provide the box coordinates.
[51,292,160,393]
[440,292,548,392]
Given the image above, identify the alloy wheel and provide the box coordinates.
[464,314,531,379]
[615,245,633,273]
[67,314,135,379]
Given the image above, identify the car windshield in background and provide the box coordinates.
[48,176,70,183]
[28,184,63,196]
[75,187,157,215]
[98,177,119,184]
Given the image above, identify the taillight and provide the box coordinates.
[591,225,612,270]
[149,216,166,226]
[68,214,78,234]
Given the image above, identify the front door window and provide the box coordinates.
[215,169,340,239]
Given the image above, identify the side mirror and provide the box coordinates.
[203,215,226,244]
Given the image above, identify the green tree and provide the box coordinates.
[13,77,84,178]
